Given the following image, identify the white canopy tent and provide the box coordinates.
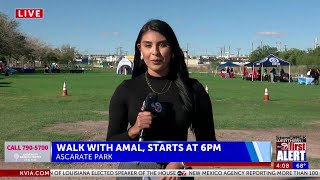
[116,57,133,75]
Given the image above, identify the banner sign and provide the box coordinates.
[5,141,51,162]
[51,141,271,162]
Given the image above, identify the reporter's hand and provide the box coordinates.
[160,162,184,180]
[128,111,153,138]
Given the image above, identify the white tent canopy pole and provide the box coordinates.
[289,64,291,83]
[261,64,263,82]
[252,64,254,81]
[214,66,218,77]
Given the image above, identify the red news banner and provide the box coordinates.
[0,170,50,177]
[15,9,44,18]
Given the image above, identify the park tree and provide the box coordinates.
[0,12,34,68]
[296,55,317,66]
[0,12,24,60]
[59,44,76,65]
[42,48,60,65]
[0,12,78,68]
[278,48,306,65]
[307,47,320,57]
[25,36,49,67]
[293,47,320,66]
[307,47,318,55]
[249,45,278,62]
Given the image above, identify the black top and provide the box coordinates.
[107,72,217,141]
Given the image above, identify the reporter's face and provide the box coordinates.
[138,30,171,77]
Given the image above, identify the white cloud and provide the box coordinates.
[112,32,120,36]
[257,32,286,37]
[100,31,120,38]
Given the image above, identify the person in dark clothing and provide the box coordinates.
[280,68,285,81]
[226,67,230,78]
[230,67,234,78]
[280,68,285,76]
[226,67,230,74]
[315,69,320,85]
[107,19,216,178]
[270,68,276,82]
[310,69,316,84]
[257,67,261,79]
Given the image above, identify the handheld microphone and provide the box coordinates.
[139,93,158,142]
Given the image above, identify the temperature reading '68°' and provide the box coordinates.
[296,163,306,169]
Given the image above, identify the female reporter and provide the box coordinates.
[107,19,217,179]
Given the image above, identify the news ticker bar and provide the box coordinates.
[0,169,319,177]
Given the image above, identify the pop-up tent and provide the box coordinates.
[116,57,133,75]
[214,60,240,77]
[255,54,290,66]
[218,61,240,68]
[247,54,291,82]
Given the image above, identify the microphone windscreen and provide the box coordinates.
[145,93,158,112]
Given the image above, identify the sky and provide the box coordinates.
[1,0,320,56]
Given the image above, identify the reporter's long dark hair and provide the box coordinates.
[132,19,194,112]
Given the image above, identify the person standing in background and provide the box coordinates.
[270,68,276,83]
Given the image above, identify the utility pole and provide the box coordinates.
[115,47,119,55]
[114,48,118,67]
[279,42,282,51]
[119,47,123,56]
[251,42,254,53]
[217,47,223,61]
[116,47,123,56]
[236,48,241,61]
[115,47,123,66]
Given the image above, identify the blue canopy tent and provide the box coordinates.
[244,61,255,67]
[218,61,240,68]
[248,54,291,82]
[214,60,240,77]
[255,54,289,66]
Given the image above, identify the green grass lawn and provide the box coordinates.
[0,70,319,163]
[191,73,319,129]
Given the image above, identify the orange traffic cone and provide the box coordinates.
[62,82,67,96]
[205,85,209,94]
[264,88,269,102]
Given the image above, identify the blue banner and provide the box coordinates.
[292,162,309,169]
[51,141,271,162]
